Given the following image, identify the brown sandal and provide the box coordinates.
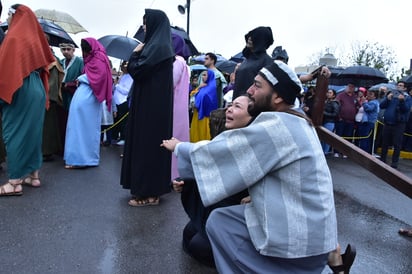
[22,176,41,188]
[128,197,160,207]
[0,181,23,196]
[398,228,412,237]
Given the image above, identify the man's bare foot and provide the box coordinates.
[328,244,356,274]
[328,244,343,273]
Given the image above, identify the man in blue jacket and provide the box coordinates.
[379,81,412,168]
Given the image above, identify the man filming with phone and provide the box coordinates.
[379,80,412,169]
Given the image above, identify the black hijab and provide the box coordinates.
[138,9,174,66]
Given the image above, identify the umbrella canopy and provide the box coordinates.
[134,25,199,57]
[216,60,238,74]
[336,65,388,87]
[35,9,87,34]
[328,66,347,86]
[98,35,140,60]
[400,75,412,87]
[0,18,78,48]
[192,54,227,63]
[189,64,207,71]
[368,82,397,92]
[229,52,245,63]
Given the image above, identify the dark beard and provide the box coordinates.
[248,93,273,117]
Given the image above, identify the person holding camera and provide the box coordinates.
[379,81,412,169]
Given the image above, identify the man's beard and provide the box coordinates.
[248,93,273,117]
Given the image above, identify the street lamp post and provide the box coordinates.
[177,0,191,36]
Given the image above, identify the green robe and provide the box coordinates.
[1,71,45,179]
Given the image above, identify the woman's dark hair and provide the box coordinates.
[369,89,378,98]
[80,39,92,54]
[10,4,20,11]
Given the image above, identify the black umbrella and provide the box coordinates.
[134,25,199,57]
[98,35,140,60]
[328,66,348,86]
[229,52,245,63]
[216,60,239,74]
[0,18,78,48]
[400,75,412,87]
[336,65,388,87]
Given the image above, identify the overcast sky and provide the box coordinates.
[1,0,411,72]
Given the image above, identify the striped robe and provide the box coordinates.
[175,111,338,258]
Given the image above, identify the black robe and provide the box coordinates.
[120,9,174,197]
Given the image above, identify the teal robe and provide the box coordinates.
[1,72,45,179]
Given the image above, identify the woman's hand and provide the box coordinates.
[240,196,251,204]
[160,137,181,152]
[172,178,185,192]
[134,43,144,53]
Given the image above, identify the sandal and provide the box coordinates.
[0,181,23,196]
[22,176,41,188]
[329,244,356,274]
[398,228,412,237]
[128,197,160,207]
[64,165,86,169]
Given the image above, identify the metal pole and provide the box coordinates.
[186,0,190,36]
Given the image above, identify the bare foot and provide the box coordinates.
[328,244,343,273]
[22,176,41,187]
[0,181,23,196]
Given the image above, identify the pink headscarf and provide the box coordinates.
[82,37,113,110]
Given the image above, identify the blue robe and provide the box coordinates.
[64,74,101,166]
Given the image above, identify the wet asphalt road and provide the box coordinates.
[0,145,411,274]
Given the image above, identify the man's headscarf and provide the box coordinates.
[81,37,113,111]
[259,60,302,105]
[137,9,174,67]
[0,4,55,105]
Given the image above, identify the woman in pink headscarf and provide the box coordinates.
[64,37,112,169]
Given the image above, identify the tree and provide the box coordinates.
[347,41,398,80]
[307,41,402,81]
